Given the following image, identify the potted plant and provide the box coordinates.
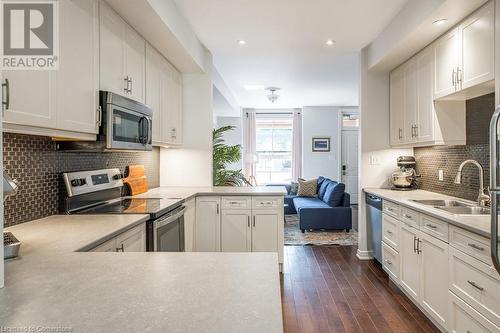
[213,126,251,186]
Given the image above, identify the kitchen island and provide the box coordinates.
[1,214,283,333]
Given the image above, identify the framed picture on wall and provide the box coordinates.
[312,137,330,152]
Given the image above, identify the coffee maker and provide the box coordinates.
[391,156,419,190]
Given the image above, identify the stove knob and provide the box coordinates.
[113,174,123,180]
[71,178,87,187]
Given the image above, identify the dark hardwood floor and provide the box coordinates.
[281,245,440,333]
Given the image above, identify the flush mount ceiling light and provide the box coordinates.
[265,87,280,103]
[237,40,247,45]
[325,39,335,46]
[432,18,448,26]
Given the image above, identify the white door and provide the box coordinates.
[116,225,146,252]
[403,60,417,143]
[57,0,99,134]
[125,27,145,103]
[390,66,405,145]
[459,2,494,90]
[221,210,252,252]
[145,44,162,143]
[415,46,434,143]
[99,1,126,96]
[251,211,279,252]
[434,28,460,99]
[420,232,449,329]
[341,129,359,204]
[400,223,421,301]
[195,197,221,252]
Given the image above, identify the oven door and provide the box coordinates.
[107,104,152,151]
[153,206,186,252]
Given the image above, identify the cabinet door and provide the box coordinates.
[221,210,251,252]
[116,224,146,252]
[434,28,460,99]
[399,223,421,301]
[125,27,145,103]
[90,238,117,252]
[251,211,279,252]
[57,0,99,134]
[99,1,126,96]
[415,46,434,143]
[459,2,494,90]
[163,65,183,145]
[420,233,449,329]
[390,66,405,145]
[195,197,221,252]
[183,198,196,252]
[145,44,163,143]
[403,60,417,143]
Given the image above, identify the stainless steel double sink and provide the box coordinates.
[411,199,490,215]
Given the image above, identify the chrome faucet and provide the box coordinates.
[454,159,490,207]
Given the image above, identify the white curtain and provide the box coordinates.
[243,110,257,184]
[292,109,302,181]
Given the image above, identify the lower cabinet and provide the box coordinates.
[90,223,146,252]
[400,222,421,301]
[221,210,252,252]
[183,198,196,252]
[252,211,279,252]
[449,291,500,333]
[194,197,221,252]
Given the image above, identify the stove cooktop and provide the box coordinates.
[78,197,182,218]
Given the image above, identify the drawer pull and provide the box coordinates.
[386,230,393,235]
[385,259,392,265]
[403,214,413,219]
[467,280,484,291]
[229,201,239,204]
[425,223,437,229]
[468,243,485,251]
[386,207,394,212]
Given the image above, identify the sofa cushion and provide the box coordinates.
[297,178,317,197]
[318,179,336,199]
[293,197,331,210]
[322,182,345,207]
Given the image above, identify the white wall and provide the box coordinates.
[160,51,214,187]
[358,47,413,260]
[216,116,243,171]
[301,106,342,181]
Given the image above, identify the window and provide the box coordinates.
[255,113,293,184]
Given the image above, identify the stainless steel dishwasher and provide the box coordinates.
[366,193,382,263]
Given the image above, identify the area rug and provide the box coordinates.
[284,215,358,246]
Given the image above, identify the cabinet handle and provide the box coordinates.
[417,238,422,254]
[2,78,10,113]
[467,280,484,291]
[247,216,250,227]
[398,128,402,140]
[252,216,255,227]
[129,77,133,94]
[452,68,456,86]
[96,106,102,126]
[468,243,485,251]
[124,76,129,93]
[116,244,124,252]
[413,236,417,253]
[216,203,219,215]
[414,125,418,138]
[457,67,462,85]
[425,223,437,229]
[385,259,392,265]
[403,214,412,219]
[386,230,393,235]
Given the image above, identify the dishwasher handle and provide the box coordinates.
[366,194,383,210]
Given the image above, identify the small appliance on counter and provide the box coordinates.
[3,171,21,259]
[391,156,420,191]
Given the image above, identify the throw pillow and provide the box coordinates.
[289,181,299,195]
[317,178,331,199]
[297,178,318,197]
[323,182,345,207]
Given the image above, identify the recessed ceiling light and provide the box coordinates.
[237,40,247,45]
[325,39,335,46]
[432,18,448,26]
[244,85,264,91]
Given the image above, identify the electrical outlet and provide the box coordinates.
[438,169,444,181]
[369,155,380,165]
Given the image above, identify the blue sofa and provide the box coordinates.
[269,177,352,232]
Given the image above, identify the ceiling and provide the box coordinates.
[173,0,408,109]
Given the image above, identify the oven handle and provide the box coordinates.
[153,206,186,229]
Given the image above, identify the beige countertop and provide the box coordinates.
[364,188,498,239]
[1,214,283,332]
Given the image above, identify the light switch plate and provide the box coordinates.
[369,155,380,165]
[438,169,444,181]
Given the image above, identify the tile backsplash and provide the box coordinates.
[3,133,160,227]
[414,93,494,201]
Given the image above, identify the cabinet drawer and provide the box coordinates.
[420,214,449,242]
[401,207,419,228]
[252,197,282,210]
[449,247,500,326]
[450,226,491,264]
[449,291,500,333]
[382,241,400,281]
[383,201,400,219]
[382,213,400,251]
[222,197,251,210]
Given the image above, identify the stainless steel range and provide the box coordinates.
[63,168,185,252]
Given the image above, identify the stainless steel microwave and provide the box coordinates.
[57,91,153,152]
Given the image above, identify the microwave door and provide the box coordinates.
[489,107,500,276]
[108,105,151,150]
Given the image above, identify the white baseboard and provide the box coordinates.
[356,248,373,260]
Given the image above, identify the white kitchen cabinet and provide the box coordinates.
[3,0,99,138]
[251,211,279,252]
[145,44,183,146]
[183,198,196,252]
[403,59,417,143]
[194,197,221,252]
[420,232,449,329]
[90,223,146,252]
[415,46,434,143]
[434,28,460,99]
[449,291,500,333]
[221,210,252,252]
[100,1,145,103]
[90,238,116,252]
[390,66,405,145]
[399,222,421,301]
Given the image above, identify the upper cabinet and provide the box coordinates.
[2,0,99,139]
[100,1,145,103]
[434,1,494,100]
[146,44,183,146]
